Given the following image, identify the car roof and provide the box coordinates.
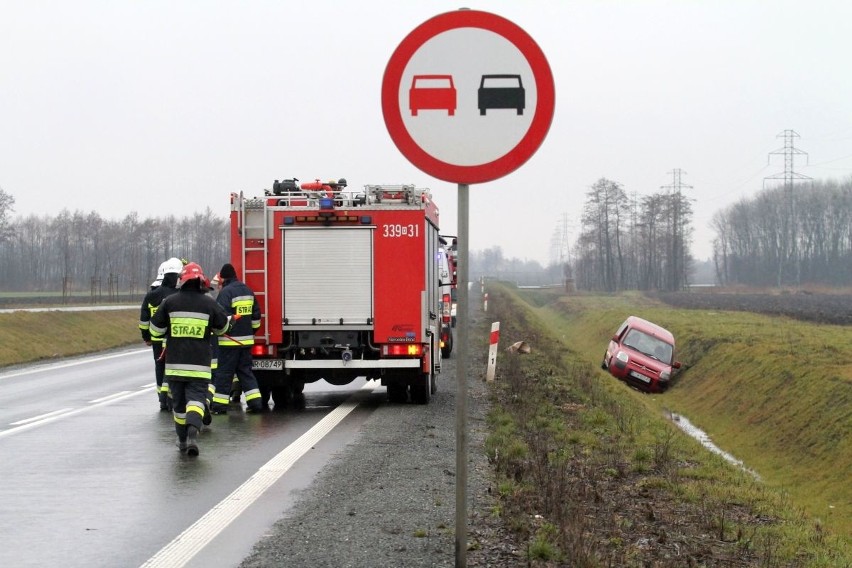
[625,316,674,343]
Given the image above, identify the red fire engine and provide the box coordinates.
[229,178,451,406]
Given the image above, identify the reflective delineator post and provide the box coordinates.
[483,293,488,312]
[486,322,499,382]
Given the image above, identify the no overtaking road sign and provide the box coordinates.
[382,9,555,184]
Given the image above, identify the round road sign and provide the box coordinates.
[382,9,555,184]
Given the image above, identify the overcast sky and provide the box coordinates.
[2,0,851,265]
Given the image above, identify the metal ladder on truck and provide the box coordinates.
[238,192,270,346]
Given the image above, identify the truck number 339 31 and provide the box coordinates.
[382,224,419,238]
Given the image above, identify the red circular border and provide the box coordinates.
[382,10,555,184]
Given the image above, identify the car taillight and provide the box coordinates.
[382,344,423,357]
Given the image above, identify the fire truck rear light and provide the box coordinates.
[382,344,423,356]
[251,345,266,357]
[319,197,334,210]
[284,216,295,225]
[360,216,372,224]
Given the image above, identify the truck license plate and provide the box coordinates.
[629,371,651,383]
[252,359,283,371]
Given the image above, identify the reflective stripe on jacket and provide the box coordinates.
[216,278,261,348]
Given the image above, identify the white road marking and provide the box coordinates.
[0,387,151,439]
[140,382,378,568]
[10,408,74,425]
[90,391,133,403]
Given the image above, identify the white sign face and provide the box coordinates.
[382,9,555,184]
[399,28,536,166]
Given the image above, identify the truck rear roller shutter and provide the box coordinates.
[283,227,374,327]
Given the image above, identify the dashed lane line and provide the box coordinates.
[0,386,151,439]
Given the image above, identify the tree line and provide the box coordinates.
[0,191,229,299]
[571,178,694,292]
[4,174,850,298]
[711,177,852,287]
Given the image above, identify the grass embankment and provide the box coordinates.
[480,283,850,566]
[0,308,141,368]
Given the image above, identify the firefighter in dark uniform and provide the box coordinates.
[138,257,183,410]
[210,263,264,414]
[150,262,231,456]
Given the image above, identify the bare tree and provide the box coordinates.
[0,186,15,244]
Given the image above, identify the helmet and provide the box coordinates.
[161,257,184,276]
[177,262,210,289]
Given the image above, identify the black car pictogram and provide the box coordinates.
[478,74,525,115]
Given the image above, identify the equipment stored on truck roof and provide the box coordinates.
[229,178,449,406]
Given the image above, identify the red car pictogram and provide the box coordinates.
[409,75,456,116]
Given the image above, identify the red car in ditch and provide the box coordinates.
[601,316,681,393]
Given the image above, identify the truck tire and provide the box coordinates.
[387,382,408,404]
[441,327,453,359]
[410,371,432,405]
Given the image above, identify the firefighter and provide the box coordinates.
[138,257,183,410]
[205,271,241,404]
[210,263,264,414]
[149,262,231,456]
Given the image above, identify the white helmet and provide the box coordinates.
[160,257,184,276]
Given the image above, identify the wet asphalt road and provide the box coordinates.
[0,349,385,568]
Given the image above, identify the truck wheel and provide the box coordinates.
[441,328,453,358]
[410,372,432,405]
[291,380,306,409]
[387,382,408,404]
[271,383,292,410]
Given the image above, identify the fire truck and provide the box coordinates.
[438,235,457,358]
[228,178,451,406]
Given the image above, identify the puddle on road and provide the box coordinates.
[668,412,761,481]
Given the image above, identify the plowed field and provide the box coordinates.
[653,291,852,325]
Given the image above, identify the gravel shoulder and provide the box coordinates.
[239,308,516,567]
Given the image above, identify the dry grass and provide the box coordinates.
[0,308,140,368]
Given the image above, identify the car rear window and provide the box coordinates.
[413,77,453,89]
[482,77,521,88]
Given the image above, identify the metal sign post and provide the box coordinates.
[455,184,469,565]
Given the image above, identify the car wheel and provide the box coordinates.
[601,351,609,370]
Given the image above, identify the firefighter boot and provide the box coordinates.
[176,437,188,453]
[186,426,200,457]
[230,376,242,404]
[202,402,212,426]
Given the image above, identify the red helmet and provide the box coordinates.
[177,262,210,289]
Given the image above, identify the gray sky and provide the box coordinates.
[2,0,852,265]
